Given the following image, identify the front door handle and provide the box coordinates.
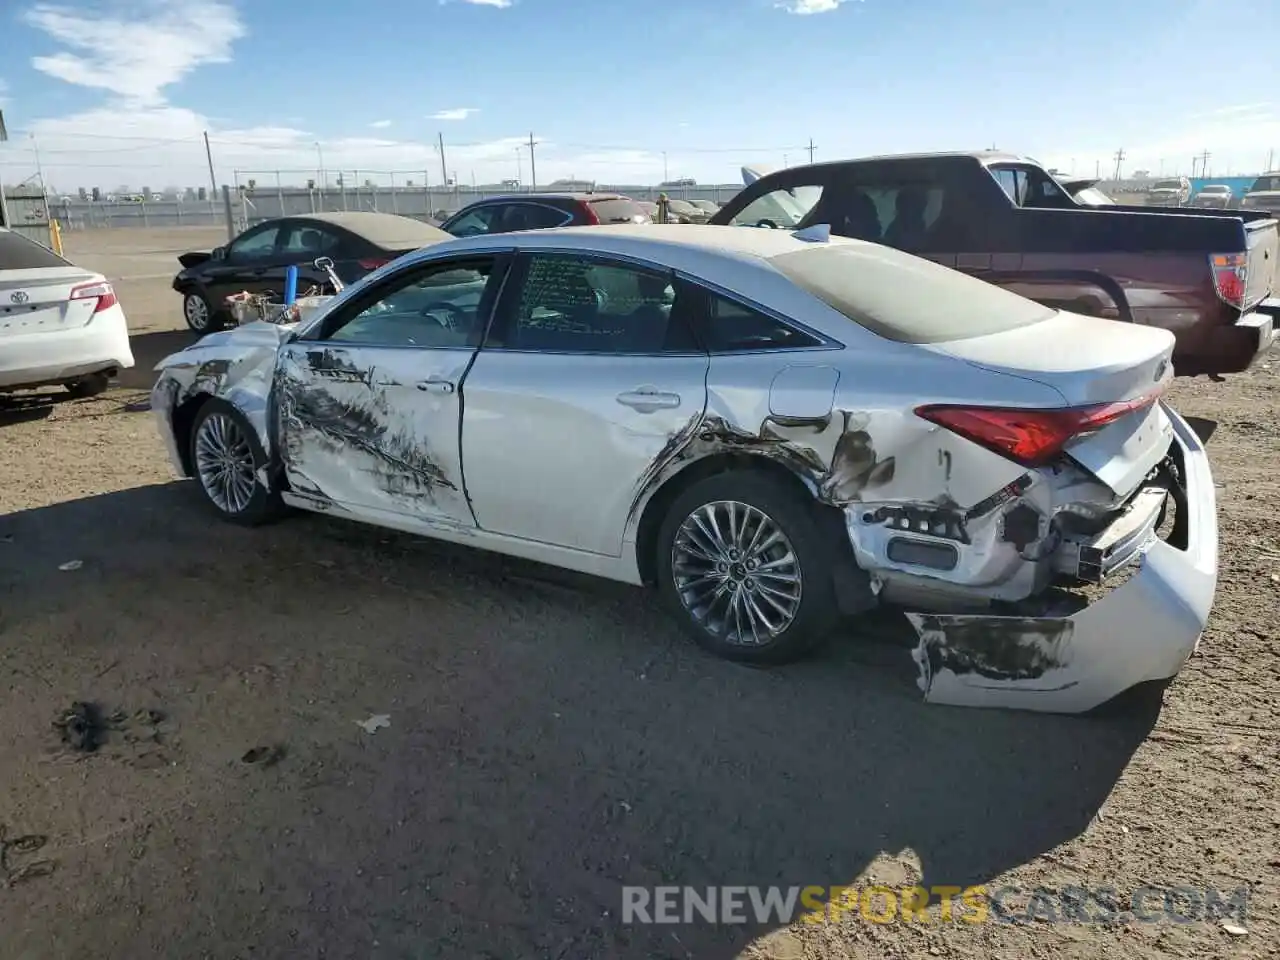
[616,387,681,412]
[416,378,455,394]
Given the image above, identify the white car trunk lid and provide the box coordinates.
[927,311,1176,495]
[0,266,102,339]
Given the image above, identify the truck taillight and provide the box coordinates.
[577,201,600,225]
[69,280,118,313]
[1209,252,1247,307]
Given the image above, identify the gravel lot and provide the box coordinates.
[0,227,1277,959]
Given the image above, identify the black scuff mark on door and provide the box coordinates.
[277,351,457,505]
[909,613,1075,684]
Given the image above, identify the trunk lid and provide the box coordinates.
[1243,218,1278,308]
[0,266,102,340]
[178,250,213,269]
[928,311,1176,495]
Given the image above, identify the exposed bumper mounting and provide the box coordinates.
[906,405,1218,714]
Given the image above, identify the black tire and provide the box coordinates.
[654,472,840,665]
[188,399,284,526]
[65,372,110,399]
[182,290,223,335]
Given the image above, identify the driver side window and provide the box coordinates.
[729,183,825,229]
[228,226,280,260]
[321,257,498,348]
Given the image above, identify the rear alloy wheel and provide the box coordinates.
[189,400,283,525]
[183,291,219,335]
[655,472,839,665]
[65,372,110,399]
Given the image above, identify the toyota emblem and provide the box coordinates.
[9,291,29,304]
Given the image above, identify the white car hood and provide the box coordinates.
[154,320,298,373]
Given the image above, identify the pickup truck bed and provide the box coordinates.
[710,152,1278,377]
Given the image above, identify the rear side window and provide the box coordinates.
[770,242,1055,344]
[585,197,648,224]
[694,290,823,353]
[0,230,70,269]
[1251,176,1280,192]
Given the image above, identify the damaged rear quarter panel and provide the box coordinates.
[625,347,1062,586]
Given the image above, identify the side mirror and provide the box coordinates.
[212,246,227,261]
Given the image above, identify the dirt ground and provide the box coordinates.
[0,227,1277,959]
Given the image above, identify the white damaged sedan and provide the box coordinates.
[150,224,1217,713]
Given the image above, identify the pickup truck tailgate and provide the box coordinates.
[1245,218,1278,307]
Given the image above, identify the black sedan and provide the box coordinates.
[173,212,451,333]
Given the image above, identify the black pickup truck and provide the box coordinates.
[710,152,1279,377]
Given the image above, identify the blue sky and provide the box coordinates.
[0,0,1277,190]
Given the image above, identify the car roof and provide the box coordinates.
[458,192,627,205]
[424,222,869,266]
[292,211,451,246]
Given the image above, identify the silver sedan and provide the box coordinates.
[151,224,1218,714]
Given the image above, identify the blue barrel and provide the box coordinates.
[284,265,299,305]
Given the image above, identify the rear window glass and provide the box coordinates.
[1250,176,1280,192]
[586,198,647,223]
[769,242,1055,344]
[0,230,71,269]
[1152,180,1184,190]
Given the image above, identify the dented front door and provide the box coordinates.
[274,342,475,529]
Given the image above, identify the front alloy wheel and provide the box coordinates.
[672,500,803,645]
[188,400,283,525]
[195,412,257,515]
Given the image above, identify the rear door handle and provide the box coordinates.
[616,387,681,412]
[416,378,455,394]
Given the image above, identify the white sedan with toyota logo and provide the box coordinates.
[0,227,134,397]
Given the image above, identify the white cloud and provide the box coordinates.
[775,0,861,14]
[22,1,245,106]
[451,0,513,7]
[430,108,479,121]
[10,4,733,190]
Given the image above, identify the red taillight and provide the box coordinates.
[1209,252,1247,307]
[69,280,118,313]
[915,391,1163,466]
[577,201,600,225]
[358,258,390,270]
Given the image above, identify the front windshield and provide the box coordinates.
[1250,176,1280,192]
[1201,185,1229,194]
[1152,180,1183,190]
[729,184,824,228]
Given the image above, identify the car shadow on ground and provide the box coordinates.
[0,483,1163,959]
[0,394,56,425]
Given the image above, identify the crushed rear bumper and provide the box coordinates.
[906,404,1217,713]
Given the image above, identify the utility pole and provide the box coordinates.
[203,131,219,201]
[29,135,52,224]
[528,132,537,191]
[806,138,816,164]
[1191,155,1198,178]
[437,132,449,188]
[1266,148,1274,172]
[1112,147,1125,182]
[1198,150,1211,178]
